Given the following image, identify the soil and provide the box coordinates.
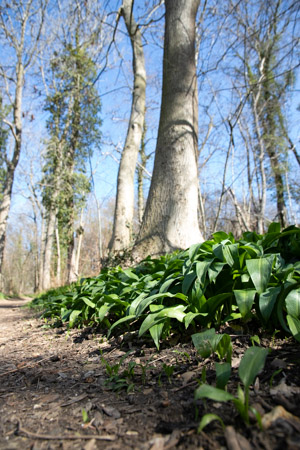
[0,298,300,450]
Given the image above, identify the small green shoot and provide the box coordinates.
[100,350,135,392]
[250,335,261,346]
[269,368,283,387]
[195,346,268,429]
[82,408,89,424]
[162,363,175,384]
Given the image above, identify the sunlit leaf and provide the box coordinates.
[184,311,207,329]
[286,315,300,342]
[96,303,111,322]
[69,309,82,327]
[135,292,187,317]
[138,305,186,337]
[197,413,225,432]
[82,297,96,308]
[213,243,239,267]
[212,231,229,243]
[246,256,274,294]
[259,287,281,321]
[234,289,256,317]
[238,347,268,388]
[194,384,235,402]
[285,289,300,318]
[149,322,164,350]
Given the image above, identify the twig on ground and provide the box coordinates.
[0,356,56,377]
[15,418,116,441]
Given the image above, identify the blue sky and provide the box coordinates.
[4,0,300,231]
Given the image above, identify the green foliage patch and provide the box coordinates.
[31,223,300,348]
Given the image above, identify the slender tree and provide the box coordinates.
[227,0,298,228]
[133,0,204,258]
[0,0,48,287]
[42,40,101,287]
[109,0,146,252]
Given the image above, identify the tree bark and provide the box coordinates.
[74,209,84,277]
[42,204,56,291]
[133,0,203,258]
[55,223,61,286]
[137,122,148,225]
[0,0,47,289]
[109,0,146,252]
[0,61,23,281]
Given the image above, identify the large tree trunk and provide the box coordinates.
[133,0,203,258]
[109,0,146,252]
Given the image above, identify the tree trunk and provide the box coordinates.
[109,0,146,252]
[133,0,203,258]
[74,209,84,277]
[38,211,46,292]
[42,204,56,291]
[55,223,61,286]
[137,122,148,225]
[0,61,23,284]
[67,231,77,284]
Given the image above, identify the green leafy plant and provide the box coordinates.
[192,328,232,389]
[100,350,135,392]
[30,223,300,348]
[195,346,268,431]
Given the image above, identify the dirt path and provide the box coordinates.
[1,299,300,450]
[0,299,199,450]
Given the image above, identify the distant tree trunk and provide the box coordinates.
[38,212,46,292]
[109,0,146,252]
[55,223,61,286]
[67,234,77,284]
[133,0,203,258]
[0,0,47,290]
[66,168,77,284]
[42,204,57,291]
[74,209,84,277]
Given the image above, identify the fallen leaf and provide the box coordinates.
[225,425,252,450]
[270,358,287,369]
[102,405,121,419]
[181,371,195,385]
[270,382,300,397]
[262,405,300,431]
[84,439,97,450]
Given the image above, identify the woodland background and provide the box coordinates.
[0,0,299,295]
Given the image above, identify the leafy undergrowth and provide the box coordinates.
[31,223,300,347]
[28,223,300,442]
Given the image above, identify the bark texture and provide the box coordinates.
[133,0,203,258]
[0,62,23,278]
[109,0,146,252]
[42,205,56,291]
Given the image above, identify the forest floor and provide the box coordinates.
[0,298,300,450]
